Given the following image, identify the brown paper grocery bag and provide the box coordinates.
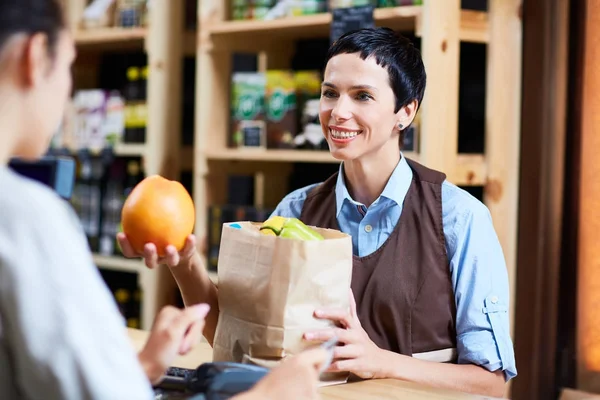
[212,221,353,386]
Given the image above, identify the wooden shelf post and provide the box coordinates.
[142,0,185,329]
[484,0,523,337]
[419,0,460,177]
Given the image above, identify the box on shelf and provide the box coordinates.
[231,73,267,149]
[265,71,297,149]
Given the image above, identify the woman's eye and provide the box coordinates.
[322,90,337,98]
[356,92,372,101]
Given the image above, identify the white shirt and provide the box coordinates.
[0,166,154,400]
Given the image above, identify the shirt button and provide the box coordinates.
[491,296,499,304]
[364,225,373,233]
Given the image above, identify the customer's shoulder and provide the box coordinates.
[0,168,71,224]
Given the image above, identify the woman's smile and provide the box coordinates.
[329,125,363,143]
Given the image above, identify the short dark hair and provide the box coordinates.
[0,0,65,57]
[324,27,427,116]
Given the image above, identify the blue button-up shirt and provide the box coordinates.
[270,155,517,381]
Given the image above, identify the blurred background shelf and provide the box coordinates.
[93,253,145,274]
[74,27,147,46]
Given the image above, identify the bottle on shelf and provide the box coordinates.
[123,66,147,144]
[99,160,125,256]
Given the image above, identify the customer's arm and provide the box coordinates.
[0,188,155,399]
[232,347,330,400]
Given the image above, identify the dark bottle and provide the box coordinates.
[123,66,143,143]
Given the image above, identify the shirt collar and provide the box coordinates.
[335,154,413,217]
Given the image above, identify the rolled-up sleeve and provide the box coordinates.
[444,191,517,381]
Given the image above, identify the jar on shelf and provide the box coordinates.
[115,0,148,28]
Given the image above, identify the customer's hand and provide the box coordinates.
[117,232,198,269]
[238,347,330,400]
[138,303,210,383]
[304,290,384,380]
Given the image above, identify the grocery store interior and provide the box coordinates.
[20,0,600,399]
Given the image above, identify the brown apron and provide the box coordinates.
[300,158,457,362]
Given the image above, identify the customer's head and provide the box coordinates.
[0,0,74,161]
[320,27,426,161]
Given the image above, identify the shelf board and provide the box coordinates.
[74,27,147,46]
[207,6,419,45]
[113,143,147,157]
[204,7,488,48]
[93,254,145,274]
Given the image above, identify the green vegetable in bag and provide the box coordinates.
[279,218,324,241]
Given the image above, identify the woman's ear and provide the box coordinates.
[396,99,418,130]
[22,33,51,88]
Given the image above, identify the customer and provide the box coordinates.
[120,27,517,398]
[0,0,328,399]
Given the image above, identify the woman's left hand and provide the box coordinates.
[303,290,386,379]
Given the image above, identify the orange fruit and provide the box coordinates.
[121,175,195,257]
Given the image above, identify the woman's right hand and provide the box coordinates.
[116,233,199,269]
[239,348,330,400]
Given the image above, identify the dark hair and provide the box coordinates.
[325,27,426,117]
[0,0,65,57]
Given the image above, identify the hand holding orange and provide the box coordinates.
[121,175,195,258]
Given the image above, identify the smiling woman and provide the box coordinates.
[271,28,517,398]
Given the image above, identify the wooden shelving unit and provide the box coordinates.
[194,0,523,348]
[63,0,192,330]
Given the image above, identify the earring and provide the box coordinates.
[398,123,404,129]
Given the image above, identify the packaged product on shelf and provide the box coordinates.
[72,90,107,152]
[123,66,147,143]
[287,0,327,16]
[230,73,267,149]
[265,70,297,149]
[294,99,328,150]
[329,0,373,8]
[70,90,126,152]
[99,159,126,256]
[376,0,422,7]
[115,0,148,27]
[294,70,321,140]
[103,91,126,147]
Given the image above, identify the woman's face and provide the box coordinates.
[319,53,410,162]
[13,30,75,160]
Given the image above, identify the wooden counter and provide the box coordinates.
[128,329,502,400]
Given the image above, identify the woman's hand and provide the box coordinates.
[237,347,330,400]
[116,233,198,269]
[304,290,385,380]
[138,303,210,384]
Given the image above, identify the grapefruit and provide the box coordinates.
[121,175,195,257]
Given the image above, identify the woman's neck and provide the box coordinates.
[342,143,402,208]
[0,89,21,165]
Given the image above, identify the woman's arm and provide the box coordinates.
[306,292,508,398]
[377,351,506,397]
[117,234,220,345]
[168,251,220,346]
